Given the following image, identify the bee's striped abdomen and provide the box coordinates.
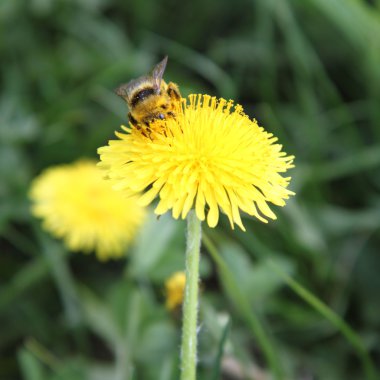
[131,87,156,107]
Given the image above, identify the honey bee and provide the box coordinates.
[115,56,181,128]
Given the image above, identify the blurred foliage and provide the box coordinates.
[1,0,380,379]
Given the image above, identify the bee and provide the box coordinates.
[115,56,181,129]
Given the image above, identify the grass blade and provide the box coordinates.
[268,260,377,380]
[203,233,283,380]
[211,317,231,380]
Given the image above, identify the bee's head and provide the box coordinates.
[114,57,169,105]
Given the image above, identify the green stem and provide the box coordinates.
[180,210,202,380]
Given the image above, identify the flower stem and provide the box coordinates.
[180,210,202,380]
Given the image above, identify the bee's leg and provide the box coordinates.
[128,112,139,128]
[140,120,153,138]
[146,126,153,138]
[129,112,150,137]
[167,82,181,101]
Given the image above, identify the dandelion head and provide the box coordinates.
[29,160,146,260]
[165,271,186,311]
[98,95,295,230]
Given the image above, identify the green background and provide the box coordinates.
[1,0,380,379]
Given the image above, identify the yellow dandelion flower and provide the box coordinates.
[98,95,294,230]
[29,160,146,261]
[165,271,186,311]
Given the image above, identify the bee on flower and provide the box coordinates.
[115,56,181,132]
[99,57,294,230]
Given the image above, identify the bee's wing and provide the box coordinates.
[114,82,130,98]
[114,77,145,102]
[151,56,168,91]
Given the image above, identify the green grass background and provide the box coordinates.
[1,0,380,379]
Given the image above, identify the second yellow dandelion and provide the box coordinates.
[29,160,146,261]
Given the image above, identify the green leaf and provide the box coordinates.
[220,242,294,304]
[79,286,121,348]
[18,349,47,380]
[129,213,185,280]
[203,233,284,380]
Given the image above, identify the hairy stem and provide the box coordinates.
[180,210,202,380]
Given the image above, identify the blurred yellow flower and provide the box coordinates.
[29,160,146,260]
[98,94,294,230]
[165,271,186,311]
